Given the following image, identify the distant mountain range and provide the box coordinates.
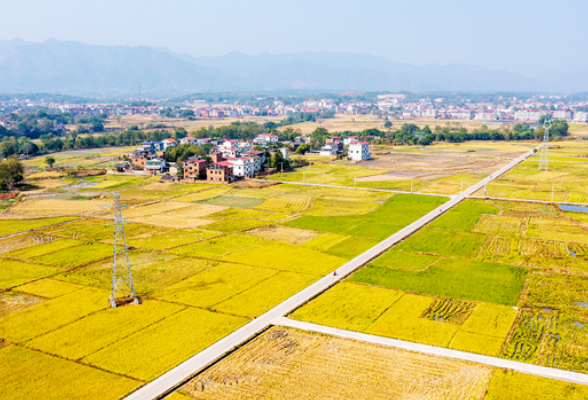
[0,39,585,97]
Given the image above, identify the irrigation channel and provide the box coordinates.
[125,147,541,400]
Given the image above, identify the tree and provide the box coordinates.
[295,144,311,154]
[270,150,290,170]
[384,120,392,129]
[45,155,56,169]
[180,109,195,118]
[91,120,104,132]
[0,157,24,191]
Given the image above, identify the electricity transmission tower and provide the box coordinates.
[137,82,141,102]
[538,119,552,171]
[109,192,139,308]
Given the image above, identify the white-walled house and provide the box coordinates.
[348,142,371,161]
[227,157,255,177]
[180,136,199,145]
[162,138,177,150]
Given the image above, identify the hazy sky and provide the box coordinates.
[1,0,586,75]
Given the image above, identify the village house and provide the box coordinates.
[168,162,178,176]
[227,157,254,177]
[348,142,371,161]
[180,136,198,145]
[144,157,167,174]
[319,144,338,156]
[162,138,177,150]
[207,162,233,184]
[253,133,279,146]
[129,148,156,168]
[183,157,207,182]
[343,136,359,146]
[221,147,240,158]
[245,150,265,173]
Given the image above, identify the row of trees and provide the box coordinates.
[0,111,108,140]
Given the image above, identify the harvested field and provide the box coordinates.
[247,225,321,244]
[268,146,520,195]
[199,195,265,208]
[0,292,44,318]
[177,327,493,400]
[122,201,193,218]
[5,199,110,217]
[127,215,215,229]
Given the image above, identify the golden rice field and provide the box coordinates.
[4,180,439,399]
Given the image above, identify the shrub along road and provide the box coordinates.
[124,147,539,400]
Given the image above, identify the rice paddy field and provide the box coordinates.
[291,197,588,374]
[170,327,588,400]
[473,142,588,203]
[0,178,446,399]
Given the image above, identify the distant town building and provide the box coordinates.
[575,112,588,123]
[514,111,544,121]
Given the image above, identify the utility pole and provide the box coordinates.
[538,119,552,171]
[137,82,142,103]
[109,192,138,308]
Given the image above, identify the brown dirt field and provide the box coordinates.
[178,327,493,399]
[356,152,513,182]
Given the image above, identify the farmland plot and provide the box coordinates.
[82,308,247,381]
[0,346,141,400]
[176,327,493,400]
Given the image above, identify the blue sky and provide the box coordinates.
[1,0,586,75]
